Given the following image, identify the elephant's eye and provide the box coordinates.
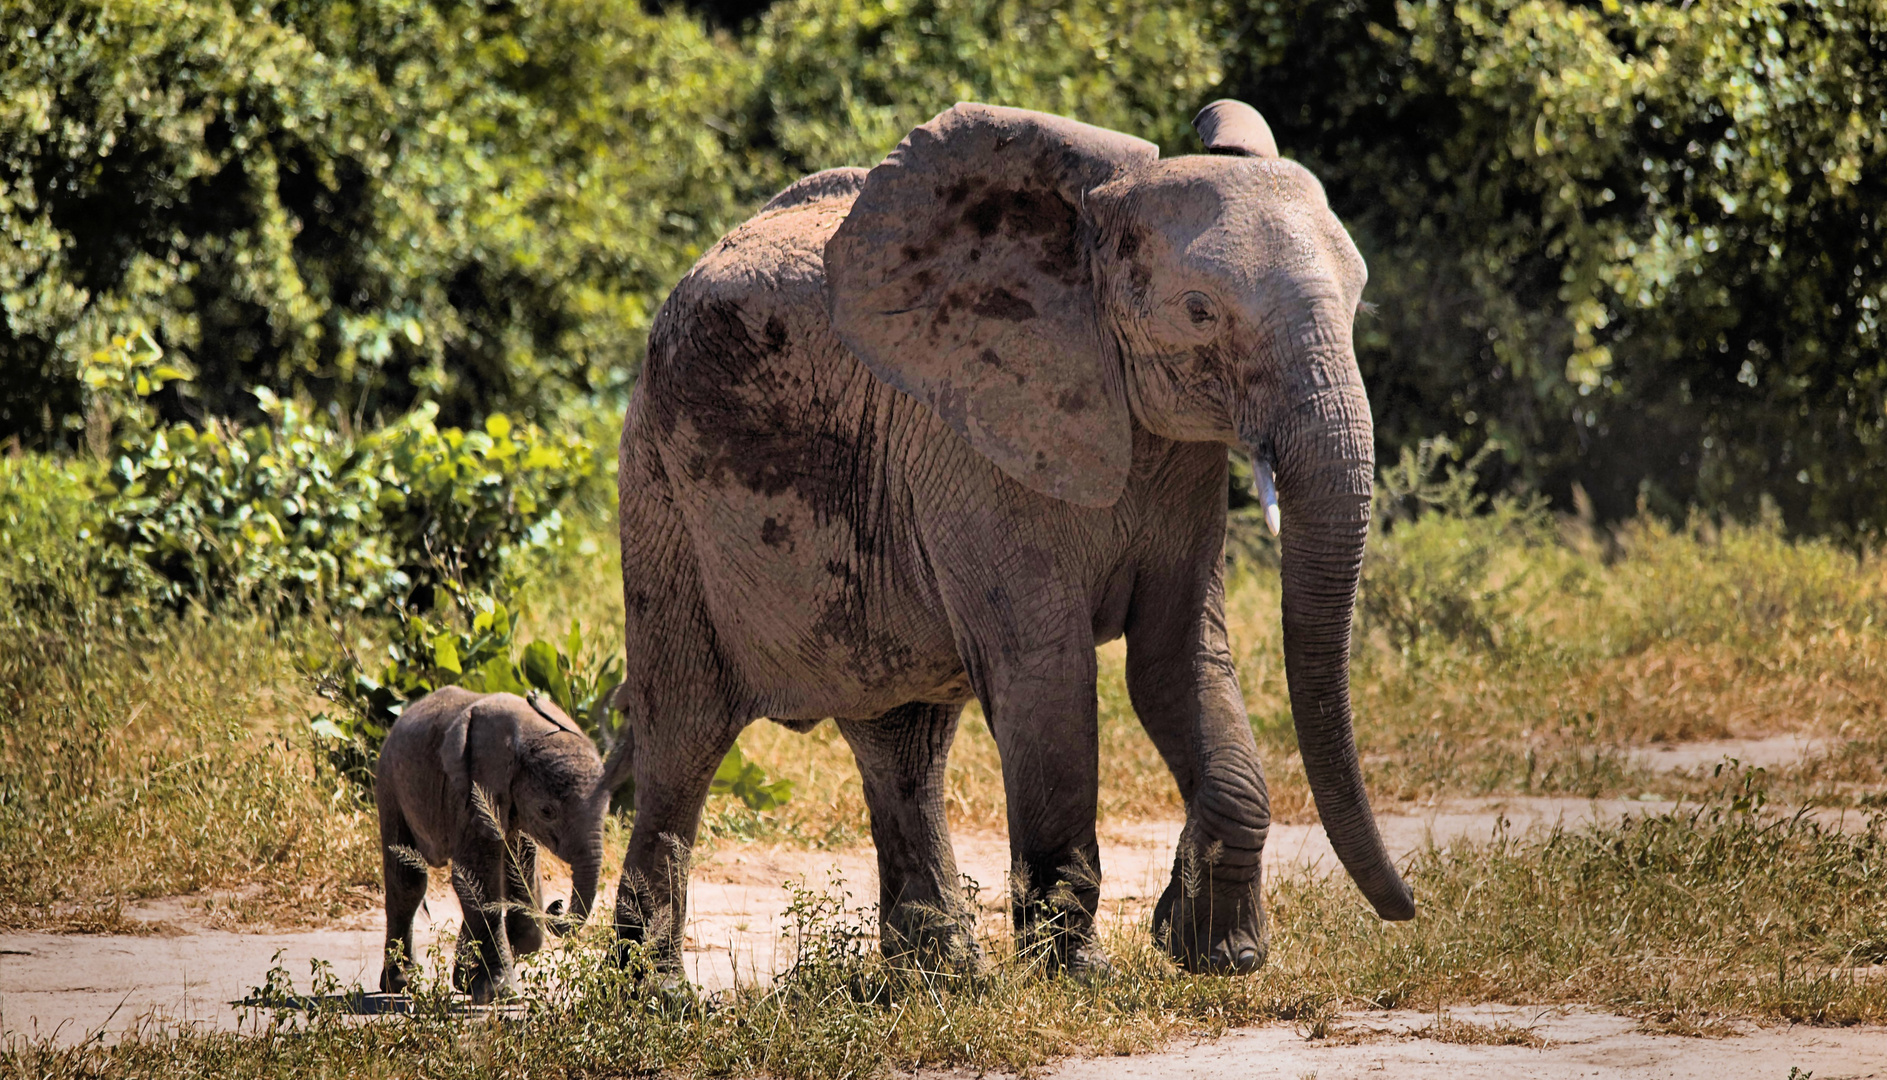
[1183,292,1217,327]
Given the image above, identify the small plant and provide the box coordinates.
[1362,437,1554,657]
[307,574,793,813]
[712,743,795,812]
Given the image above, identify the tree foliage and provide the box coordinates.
[1227,0,1887,535]
[5,0,1884,535]
[1,0,756,437]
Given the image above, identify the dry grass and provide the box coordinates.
[3,503,1882,939]
[0,608,382,932]
[560,506,1887,844]
[1408,1013,1549,1047]
[6,773,1885,1077]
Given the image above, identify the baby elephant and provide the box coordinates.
[376,686,609,1003]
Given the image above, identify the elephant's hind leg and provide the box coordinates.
[612,705,744,974]
[613,417,753,977]
[377,799,427,994]
[836,703,981,970]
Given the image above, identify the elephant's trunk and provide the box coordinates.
[566,829,604,929]
[1258,368,1415,922]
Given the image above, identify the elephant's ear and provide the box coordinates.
[824,103,1156,507]
[1192,100,1278,158]
[438,697,518,813]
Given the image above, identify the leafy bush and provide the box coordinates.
[1225,0,1887,536]
[1,0,757,440]
[308,577,793,812]
[0,454,108,631]
[1362,439,1554,656]
[754,0,1228,171]
[307,575,625,793]
[82,336,593,610]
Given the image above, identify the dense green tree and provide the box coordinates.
[6,0,1884,535]
[1,0,758,443]
[1224,0,1887,535]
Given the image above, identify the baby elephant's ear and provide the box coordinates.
[825,103,1156,508]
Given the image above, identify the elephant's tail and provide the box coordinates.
[592,681,636,802]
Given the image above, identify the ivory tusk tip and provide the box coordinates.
[1264,504,1281,536]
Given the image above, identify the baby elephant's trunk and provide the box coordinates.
[564,833,603,929]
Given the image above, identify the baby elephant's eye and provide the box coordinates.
[1183,292,1217,326]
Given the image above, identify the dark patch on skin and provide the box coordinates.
[1115,228,1142,261]
[625,589,652,617]
[1129,262,1152,299]
[825,559,848,577]
[969,248,981,262]
[978,348,1003,368]
[943,177,984,206]
[761,516,792,548]
[964,195,1005,238]
[961,186,1077,247]
[992,134,1016,152]
[971,288,1037,321]
[1056,387,1089,414]
[646,298,858,521]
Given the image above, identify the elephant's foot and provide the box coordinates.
[1012,865,1108,978]
[1064,940,1115,983]
[452,938,518,1004]
[464,967,519,1006]
[379,961,412,996]
[883,901,985,974]
[1152,871,1268,974]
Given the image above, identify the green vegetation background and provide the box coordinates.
[6,0,1884,537]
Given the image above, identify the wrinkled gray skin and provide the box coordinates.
[377,687,607,1003]
[605,101,1414,979]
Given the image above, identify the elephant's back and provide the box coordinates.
[376,686,481,865]
[625,193,967,719]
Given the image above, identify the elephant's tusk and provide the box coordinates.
[1252,458,1281,536]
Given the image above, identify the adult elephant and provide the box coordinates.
[604,100,1413,979]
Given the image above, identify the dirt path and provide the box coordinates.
[0,735,1862,1063]
[1003,1005,1887,1079]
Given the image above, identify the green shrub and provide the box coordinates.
[1,0,756,441]
[1362,439,1554,656]
[81,335,593,610]
[307,575,625,794]
[1609,507,1886,651]
[0,453,108,631]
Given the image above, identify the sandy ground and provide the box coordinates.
[999,1005,1887,1079]
[6,734,1878,1074]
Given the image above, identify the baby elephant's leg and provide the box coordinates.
[451,827,516,1004]
[379,803,427,994]
[505,833,545,957]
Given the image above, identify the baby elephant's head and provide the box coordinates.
[512,698,608,931]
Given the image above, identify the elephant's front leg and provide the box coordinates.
[836,704,980,970]
[977,637,1110,977]
[612,712,743,974]
[505,832,545,958]
[1127,572,1271,974]
[451,823,517,1004]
